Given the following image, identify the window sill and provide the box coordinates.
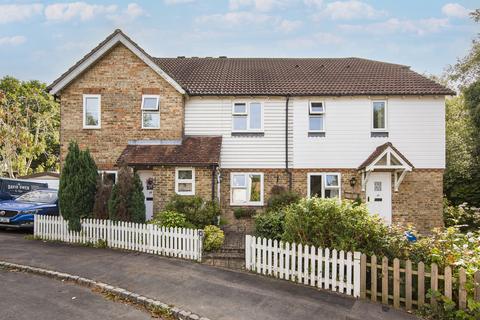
[142,127,161,130]
[308,132,326,137]
[370,131,389,138]
[230,202,264,207]
[176,192,195,196]
[83,126,101,130]
[231,131,265,137]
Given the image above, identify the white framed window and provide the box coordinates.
[309,101,325,132]
[83,94,101,129]
[307,173,341,199]
[232,102,263,132]
[98,170,117,184]
[230,172,264,206]
[175,168,195,196]
[372,100,387,131]
[141,95,160,129]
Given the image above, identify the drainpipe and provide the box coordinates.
[285,95,292,190]
[211,164,216,201]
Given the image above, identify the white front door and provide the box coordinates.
[137,170,154,221]
[366,172,392,224]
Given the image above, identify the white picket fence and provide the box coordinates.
[245,235,361,297]
[34,215,203,261]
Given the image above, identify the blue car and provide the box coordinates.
[0,189,59,229]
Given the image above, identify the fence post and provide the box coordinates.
[475,271,480,302]
[382,257,389,305]
[245,235,251,271]
[431,263,438,308]
[459,268,467,310]
[197,229,204,262]
[353,252,361,298]
[371,255,377,302]
[393,258,400,309]
[405,260,413,311]
[418,262,425,307]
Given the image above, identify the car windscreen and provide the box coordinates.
[15,190,58,204]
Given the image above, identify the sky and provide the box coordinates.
[0,0,478,84]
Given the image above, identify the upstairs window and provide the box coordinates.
[98,170,117,185]
[175,168,195,196]
[230,172,263,205]
[232,102,263,132]
[309,101,325,132]
[308,173,341,199]
[142,95,160,129]
[372,101,387,131]
[83,94,101,129]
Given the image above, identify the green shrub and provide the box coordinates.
[149,210,194,228]
[267,185,300,210]
[58,141,98,231]
[93,176,112,220]
[203,225,224,251]
[282,197,409,259]
[443,198,480,232]
[417,290,480,319]
[254,210,285,241]
[233,207,257,219]
[165,195,219,228]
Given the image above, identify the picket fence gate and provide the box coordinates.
[34,215,203,261]
[245,235,361,297]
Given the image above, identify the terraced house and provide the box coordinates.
[48,29,453,233]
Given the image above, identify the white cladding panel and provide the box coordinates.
[185,97,293,168]
[292,97,445,169]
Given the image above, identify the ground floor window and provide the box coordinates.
[307,173,341,199]
[175,168,195,195]
[230,172,263,206]
[98,170,117,185]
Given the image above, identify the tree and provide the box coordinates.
[58,141,98,231]
[0,76,59,177]
[108,164,146,223]
[130,173,146,223]
[93,176,113,220]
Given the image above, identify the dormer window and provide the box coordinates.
[232,102,263,132]
[142,95,160,129]
[309,101,325,132]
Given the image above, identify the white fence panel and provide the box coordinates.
[34,215,202,262]
[245,235,361,297]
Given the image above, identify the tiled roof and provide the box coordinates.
[117,136,222,166]
[358,142,414,170]
[154,57,455,96]
[48,29,454,97]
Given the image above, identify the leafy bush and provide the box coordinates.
[203,225,224,251]
[233,207,257,219]
[417,290,480,320]
[281,197,403,258]
[267,185,300,210]
[254,210,285,241]
[58,141,98,231]
[165,195,219,228]
[149,210,194,228]
[443,198,480,232]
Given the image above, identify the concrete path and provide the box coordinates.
[0,230,417,320]
[0,268,150,320]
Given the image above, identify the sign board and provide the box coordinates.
[0,178,48,197]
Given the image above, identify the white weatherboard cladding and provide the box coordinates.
[292,96,445,169]
[185,98,293,168]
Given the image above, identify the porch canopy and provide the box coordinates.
[358,142,413,191]
[117,136,222,167]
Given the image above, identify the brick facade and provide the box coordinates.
[152,166,215,215]
[219,168,443,233]
[60,44,184,170]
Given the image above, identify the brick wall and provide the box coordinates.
[152,166,214,215]
[219,168,443,233]
[59,43,184,170]
[392,169,444,232]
